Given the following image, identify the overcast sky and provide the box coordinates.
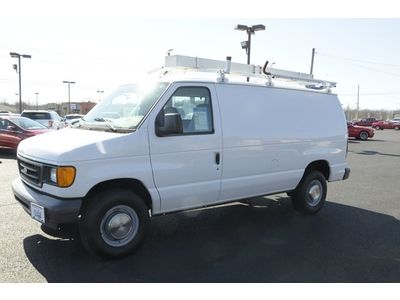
[1,1,400,110]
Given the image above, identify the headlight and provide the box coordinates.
[50,168,57,183]
[48,166,76,188]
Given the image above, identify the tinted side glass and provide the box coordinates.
[22,112,51,120]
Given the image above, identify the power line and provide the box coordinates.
[316,52,400,78]
[339,91,400,96]
[0,77,101,90]
[316,52,400,68]
[0,44,155,72]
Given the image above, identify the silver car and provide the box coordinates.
[20,110,65,129]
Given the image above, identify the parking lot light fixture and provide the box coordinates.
[234,24,265,82]
[10,52,31,113]
[97,90,104,102]
[63,81,76,114]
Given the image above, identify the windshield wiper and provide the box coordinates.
[94,117,117,132]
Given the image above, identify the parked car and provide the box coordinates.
[347,122,374,140]
[21,110,65,129]
[372,120,400,130]
[0,116,49,150]
[0,111,19,116]
[353,118,379,127]
[12,55,350,258]
[63,114,84,127]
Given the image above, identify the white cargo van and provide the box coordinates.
[12,55,350,258]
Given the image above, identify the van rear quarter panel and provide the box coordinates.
[215,84,347,201]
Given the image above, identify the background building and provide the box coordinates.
[47,101,96,116]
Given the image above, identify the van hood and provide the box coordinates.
[18,128,140,164]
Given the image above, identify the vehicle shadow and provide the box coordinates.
[0,149,17,160]
[23,196,400,283]
[355,150,400,158]
[365,139,386,142]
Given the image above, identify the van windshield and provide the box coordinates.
[81,82,169,132]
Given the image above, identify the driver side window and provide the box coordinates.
[0,119,10,130]
[162,86,214,135]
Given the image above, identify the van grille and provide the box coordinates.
[18,157,42,187]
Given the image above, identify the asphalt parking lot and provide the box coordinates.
[1,130,400,283]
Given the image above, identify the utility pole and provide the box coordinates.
[356,84,360,120]
[10,52,31,113]
[63,81,76,114]
[35,92,39,110]
[310,48,315,78]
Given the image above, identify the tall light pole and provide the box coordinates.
[63,81,75,114]
[97,90,104,102]
[310,48,316,78]
[356,84,360,120]
[10,52,31,113]
[235,24,265,82]
[35,92,39,110]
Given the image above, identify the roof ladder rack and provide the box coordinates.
[161,55,336,92]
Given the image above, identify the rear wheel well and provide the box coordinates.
[303,160,330,181]
[84,178,152,210]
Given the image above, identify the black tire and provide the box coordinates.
[291,170,327,214]
[394,126,399,130]
[359,131,369,141]
[375,125,381,130]
[79,189,150,258]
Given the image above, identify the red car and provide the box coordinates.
[371,120,400,130]
[353,118,379,127]
[0,116,49,151]
[347,122,374,140]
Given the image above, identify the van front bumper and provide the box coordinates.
[12,177,82,228]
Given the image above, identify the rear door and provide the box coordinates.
[148,83,223,213]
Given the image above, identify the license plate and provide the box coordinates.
[30,203,45,223]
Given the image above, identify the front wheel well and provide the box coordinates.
[84,178,152,210]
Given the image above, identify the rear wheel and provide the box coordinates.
[291,170,327,214]
[79,189,150,258]
[394,126,399,130]
[359,131,369,141]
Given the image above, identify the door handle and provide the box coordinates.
[215,152,220,165]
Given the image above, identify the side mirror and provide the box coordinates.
[7,125,17,131]
[155,110,183,136]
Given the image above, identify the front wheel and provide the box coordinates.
[359,131,369,141]
[291,170,327,214]
[79,189,150,258]
[375,125,381,130]
[394,126,399,130]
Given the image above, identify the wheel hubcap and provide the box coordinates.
[100,205,139,247]
[107,213,133,240]
[307,180,322,207]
